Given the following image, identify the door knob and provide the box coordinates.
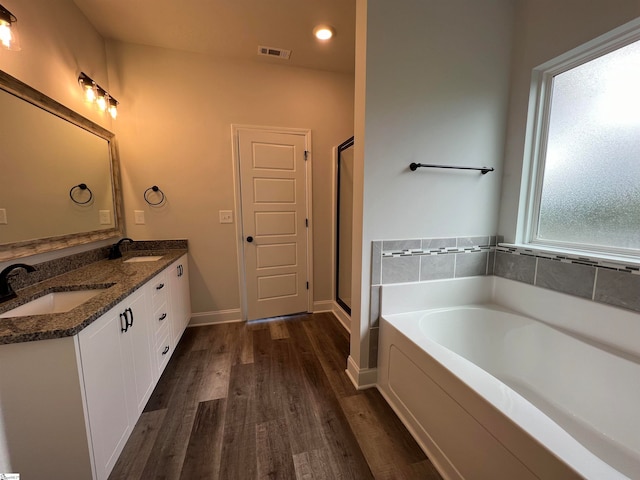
[247,236,254,243]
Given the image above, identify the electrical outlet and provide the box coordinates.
[134,210,145,225]
[0,208,6,225]
[219,210,233,224]
[99,210,111,225]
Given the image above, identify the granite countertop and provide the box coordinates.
[0,249,187,345]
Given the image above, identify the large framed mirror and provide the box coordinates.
[0,70,124,261]
[336,136,354,315]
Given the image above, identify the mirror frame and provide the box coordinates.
[0,69,124,261]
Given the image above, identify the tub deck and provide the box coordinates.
[377,277,640,480]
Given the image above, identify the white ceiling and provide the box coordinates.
[72,0,356,74]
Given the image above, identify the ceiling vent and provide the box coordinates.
[257,45,291,60]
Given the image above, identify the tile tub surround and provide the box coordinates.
[0,248,187,344]
[495,246,640,313]
[368,235,496,367]
[367,237,640,369]
[373,236,496,286]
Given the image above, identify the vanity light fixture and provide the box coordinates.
[0,3,20,51]
[78,72,119,119]
[107,97,118,119]
[313,25,335,41]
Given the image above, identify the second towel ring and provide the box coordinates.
[144,185,166,206]
[69,183,93,205]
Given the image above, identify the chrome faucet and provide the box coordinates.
[0,263,36,303]
[108,237,134,260]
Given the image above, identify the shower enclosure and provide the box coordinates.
[336,137,354,315]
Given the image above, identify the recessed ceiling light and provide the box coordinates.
[313,25,335,41]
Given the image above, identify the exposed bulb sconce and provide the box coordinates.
[108,98,118,119]
[78,72,119,119]
[0,3,20,51]
[313,25,335,41]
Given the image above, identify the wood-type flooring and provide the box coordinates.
[108,312,442,479]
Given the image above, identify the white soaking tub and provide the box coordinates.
[377,278,640,480]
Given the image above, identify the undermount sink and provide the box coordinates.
[0,289,107,318]
[123,256,163,263]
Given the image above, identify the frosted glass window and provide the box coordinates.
[535,38,640,252]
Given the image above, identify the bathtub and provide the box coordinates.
[377,277,640,480]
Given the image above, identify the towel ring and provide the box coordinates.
[144,185,166,206]
[69,183,93,205]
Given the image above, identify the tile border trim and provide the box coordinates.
[496,245,640,275]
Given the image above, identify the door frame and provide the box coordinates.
[231,124,314,321]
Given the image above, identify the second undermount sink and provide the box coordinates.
[0,289,108,318]
[123,256,163,263]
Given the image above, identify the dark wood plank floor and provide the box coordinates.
[109,312,442,479]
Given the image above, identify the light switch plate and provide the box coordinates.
[0,208,6,225]
[99,210,111,225]
[134,210,145,225]
[219,210,233,224]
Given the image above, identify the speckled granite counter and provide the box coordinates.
[0,249,187,344]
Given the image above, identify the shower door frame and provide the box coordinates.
[335,136,354,315]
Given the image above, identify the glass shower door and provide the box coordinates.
[336,137,354,315]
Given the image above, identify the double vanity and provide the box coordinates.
[0,248,190,480]
[0,69,191,480]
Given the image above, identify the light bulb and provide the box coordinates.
[96,95,107,111]
[313,25,335,41]
[0,5,20,51]
[84,85,96,102]
[0,21,11,48]
[109,104,118,119]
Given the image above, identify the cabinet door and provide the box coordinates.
[169,255,191,344]
[78,304,131,480]
[120,289,155,419]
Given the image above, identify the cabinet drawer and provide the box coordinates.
[152,302,170,336]
[149,272,168,311]
[156,332,172,373]
[154,312,170,347]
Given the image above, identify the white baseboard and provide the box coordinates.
[188,302,350,331]
[313,300,351,333]
[188,308,243,326]
[346,355,377,390]
[331,302,351,333]
[313,300,334,312]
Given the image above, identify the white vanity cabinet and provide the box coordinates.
[78,288,154,480]
[120,288,155,417]
[147,268,173,375]
[169,254,191,345]
[148,254,191,376]
[0,253,191,480]
[78,296,136,480]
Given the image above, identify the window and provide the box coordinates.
[525,23,640,257]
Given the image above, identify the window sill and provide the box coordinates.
[498,243,640,270]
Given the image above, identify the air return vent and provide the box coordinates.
[257,45,291,60]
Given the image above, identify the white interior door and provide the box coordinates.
[238,128,310,321]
